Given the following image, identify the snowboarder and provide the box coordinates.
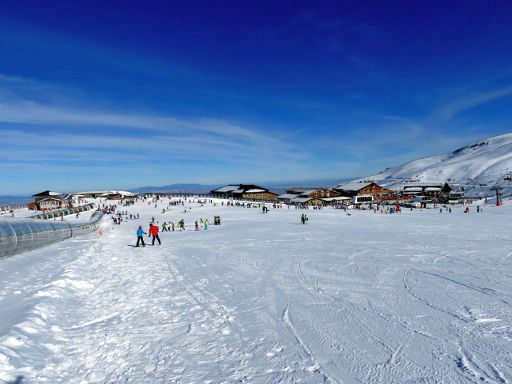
[162,221,168,231]
[136,226,146,247]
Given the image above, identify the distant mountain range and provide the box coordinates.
[129,184,221,194]
[0,195,31,205]
[128,179,353,195]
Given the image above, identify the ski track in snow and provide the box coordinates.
[1,198,512,383]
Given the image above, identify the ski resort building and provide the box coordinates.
[333,181,392,200]
[210,185,277,201]
[278,188,346,206]
[286,187,341,199]
[70,191,138,200]
[402,183,452,197]
[401,183,454,204]
[28,190,65,211]
[276,193,298,202]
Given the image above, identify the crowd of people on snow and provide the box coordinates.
[123,197,223,247]
[133,216,215,247]
[95,194,494,248]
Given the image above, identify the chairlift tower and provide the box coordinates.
[491,184,503,206]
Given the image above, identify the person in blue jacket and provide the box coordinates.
[136,225,146,247]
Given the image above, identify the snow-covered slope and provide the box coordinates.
[340,133,512,196]
[1,198,512,382]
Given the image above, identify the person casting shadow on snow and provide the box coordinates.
[149,223,161,246]
[136,226,146,247]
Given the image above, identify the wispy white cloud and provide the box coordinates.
[0,71,313,191]
[308,84,512,173]
[436,86,512,120]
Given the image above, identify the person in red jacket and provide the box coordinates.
[148,223,161,246]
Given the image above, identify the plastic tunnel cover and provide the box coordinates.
[0,213,99,258]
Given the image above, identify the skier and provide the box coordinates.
[171,222,175,232]
[204,219,208,230]
[136,226,146,247]
[162,221,168,232]
[477,205,480,213]
[148,223,161,245]
[301,214,305,224]
[195,220,199,231]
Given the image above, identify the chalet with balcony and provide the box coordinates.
[28,190,64,211]
[333,181,392,199]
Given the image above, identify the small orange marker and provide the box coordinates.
[99,232,103,236]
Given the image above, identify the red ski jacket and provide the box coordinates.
[149,225,159,236]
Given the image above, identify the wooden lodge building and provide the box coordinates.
[28,190,65,211]
[286,187,341,199]
[279,187,345,206]
[211,184,278,201]
[333,181,392,200]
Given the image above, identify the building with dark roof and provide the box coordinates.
[333,181,392,199]
[211,184,277,200]
[28,191,64,211]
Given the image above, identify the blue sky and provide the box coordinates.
[1,1,512,195]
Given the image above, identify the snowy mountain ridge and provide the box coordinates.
[351,133,512,195]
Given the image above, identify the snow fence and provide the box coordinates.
[0,210,103,258]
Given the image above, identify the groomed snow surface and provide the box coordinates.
[1,198,512,383]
